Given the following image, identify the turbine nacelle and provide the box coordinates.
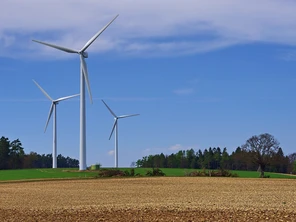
[81,51,88,58]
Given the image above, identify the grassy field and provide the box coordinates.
[0,168,97,181]
[1,177,296,221]
[0,168,295,181]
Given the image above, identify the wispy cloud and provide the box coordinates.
[173,88,195,95]
[168,144,199,152]
[189,78,199,84]
[143,144,198,155]
[173,78,199,95]
[122,38,242,57]
[107,150,114,156]
[278,49,296,61]
[168,144,183,151]
[2,0,296,58]
[98,97,164,102]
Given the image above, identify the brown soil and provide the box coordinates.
[1,177,296,221]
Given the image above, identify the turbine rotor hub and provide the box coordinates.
[82,51,88,58]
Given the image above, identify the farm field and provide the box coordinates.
[1,168,296,181]
[1,177,296,221]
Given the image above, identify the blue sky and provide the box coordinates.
[1,0,296,167]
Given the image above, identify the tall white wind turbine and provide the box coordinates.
[33,80,79,168]
[32,15,119,170]
[102,100,139,168]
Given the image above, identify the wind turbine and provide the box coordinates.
[33,80,79,168]
[102,100,139,168]
[32,15,119,170]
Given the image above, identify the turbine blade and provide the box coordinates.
[80,14,119,52]
[80,56,93,104]
[32,40,79,53]
[55,94,80,102]
[101,100,117,117]
[109,119,117,140]
[44,103,54,133]
[33,79,53,101]
[118,114,140,119]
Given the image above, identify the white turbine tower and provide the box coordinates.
[33,80,79,168]
[102,100,139,168]
[32,15,119,170]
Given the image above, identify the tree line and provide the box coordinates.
[0,136,79,169]
[136,133,296,176]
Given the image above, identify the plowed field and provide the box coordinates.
[1,177,296,221]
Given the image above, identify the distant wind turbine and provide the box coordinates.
[102,100,139,168]
[32,15,119,170]
[33,80,79,168]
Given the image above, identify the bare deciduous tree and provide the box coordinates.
[242,133,279,178]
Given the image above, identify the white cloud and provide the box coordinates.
[2,0,296,58]
[168,144,199,152]
[173,88,195,95]
[168,144,183,151]
[107,150,114,156]
[143,144,199,155]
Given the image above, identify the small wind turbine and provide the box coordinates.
[32,15,119,170]
[102,100,139,168]
[33,80,79,168]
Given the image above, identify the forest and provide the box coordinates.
[136,134,296,176]
[0,136,79,169]
[1,133,296,175]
